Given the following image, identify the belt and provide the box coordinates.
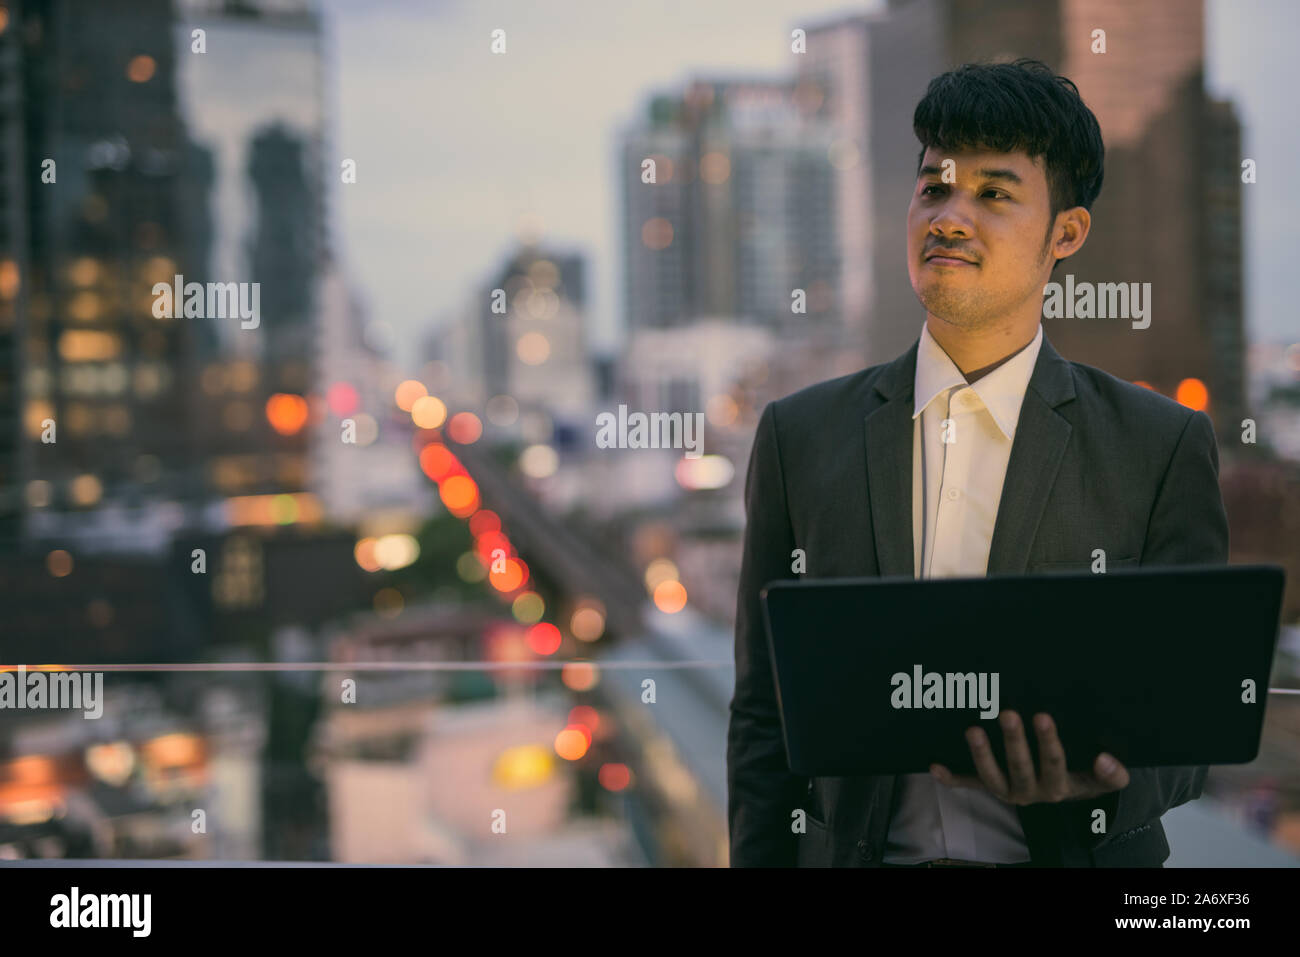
[880,857,1034,868]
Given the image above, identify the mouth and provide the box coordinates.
[925,253,977,267]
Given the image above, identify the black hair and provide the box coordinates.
[913,58,1105,231]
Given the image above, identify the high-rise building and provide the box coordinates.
[0,3,27,549]
[174,0,326,506]
[431,243,595,422]
[1201,96,1247,439]
[620,77,841,337]
[243,120,318,495]
[13,0,208,553]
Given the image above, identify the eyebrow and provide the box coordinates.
[918,165,1024,185]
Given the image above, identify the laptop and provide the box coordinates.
[760,564,1286,776]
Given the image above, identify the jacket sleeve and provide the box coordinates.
[727,400,808,866]
[1086,409,1228,848]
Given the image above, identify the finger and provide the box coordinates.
[930,764,983,790]
[966,725,1009,799]
[999,710,1038,803]
[1092,752,1130,791]
[1033,713,1070,801]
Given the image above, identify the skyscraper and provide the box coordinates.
[174,0,326,506]
[0,3,27,549]
[13,0,208,553]
[620,77,841,337]
[243,121,318,495]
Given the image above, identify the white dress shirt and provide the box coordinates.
[882,320,1044,864]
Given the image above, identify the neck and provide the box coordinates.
[925,317,1038,383]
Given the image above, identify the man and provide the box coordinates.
[726,59,1228,867]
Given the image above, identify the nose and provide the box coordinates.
[928,195,975,241]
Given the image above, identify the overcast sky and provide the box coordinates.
[312,0,1298,365]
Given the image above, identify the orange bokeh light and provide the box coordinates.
[265,393,309,435]
[554,726,589,761]
[126,55,156,83]
[1175,377,1209,411]
[439,474,479,515]
[561,661,599,691]
[142,732,204,769]
[653,579,688,613]
[526,622,562,655]
[354,537,381,573]
[9,755,57,785]
[394,379,427,412]
[419,443,460,482]
[566,723,593,748]
[489,557,526,593]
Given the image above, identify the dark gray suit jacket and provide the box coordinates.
[727,330,1229,867]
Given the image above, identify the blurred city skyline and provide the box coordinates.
[316,0,1299,362]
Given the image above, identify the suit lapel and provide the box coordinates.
[861,346,919,859]
[986,333,1076,574]
[863,340,919,579]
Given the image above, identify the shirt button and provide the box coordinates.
[857,840,873,860]
[946,488,960,500]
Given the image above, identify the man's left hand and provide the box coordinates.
[930,710,1129,804]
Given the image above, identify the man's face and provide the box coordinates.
[907,146,1056,331]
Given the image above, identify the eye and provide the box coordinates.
[920,183,944,196]
[982,189,1008,199]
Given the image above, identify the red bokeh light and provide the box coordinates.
[447,411,483,444]
[598,763,631,792]
[474,530,512,563]
[568,705,600,734]
[326,382,359,417]
[469,509,501,537]
[525,622,561,655]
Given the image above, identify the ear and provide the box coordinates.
[1050,206,1091,262]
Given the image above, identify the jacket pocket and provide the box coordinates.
[1093,820,1170,867]
[795,814,834,867]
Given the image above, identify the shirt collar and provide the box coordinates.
[912,322,1043,441]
